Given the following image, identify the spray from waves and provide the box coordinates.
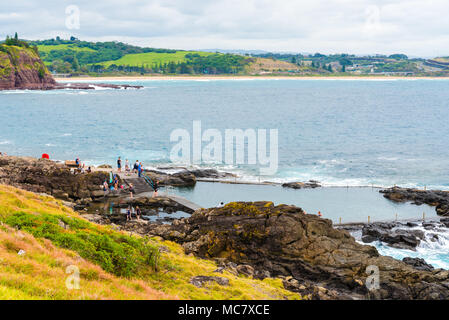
[371,225,449,270]
[90,158,448,190]
[0,140,12,145]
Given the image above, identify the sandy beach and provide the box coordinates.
[55,75,449,81]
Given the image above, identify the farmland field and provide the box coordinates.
[98,51,214,67]
[36,44,97,53]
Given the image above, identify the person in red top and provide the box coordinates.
[318,211,322,217]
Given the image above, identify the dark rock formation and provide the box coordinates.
[282,180,321,189]
[187,168,236,179]
[190,276,229,288]
[380,187,449,216]
[148,167,235,180]
[0,155,108,203]
[49,82,143,90]
[144,170,196,187]
[144,201,449,299]
[402,257,434,272]
[361,223,424,250]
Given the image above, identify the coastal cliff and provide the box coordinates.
[0,44,55,90]
[0,43,142,90]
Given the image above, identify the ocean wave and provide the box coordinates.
[374,225,449,270]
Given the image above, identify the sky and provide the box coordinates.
[1,0,449,57]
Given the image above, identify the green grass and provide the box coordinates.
[98,51,214,67]
[0,185,302,300]
[5,211,159,277]
[36,44,96,53]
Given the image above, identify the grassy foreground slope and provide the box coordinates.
[0,185,300,300]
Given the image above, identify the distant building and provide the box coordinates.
[51,73,72,78]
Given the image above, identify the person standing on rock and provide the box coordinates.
[152,180,159,197]
[117,157,122,172]
[138,162,142,178]
[126,206,132,221]
[136,206,141,220]
[318,211,322,217]
[129,183,135,198]
[125,159,130,175]
[133,160,139,174]
[102,180,108,195]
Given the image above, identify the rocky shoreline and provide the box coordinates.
[138,202,449,299]
[2,155,449,299]
[380,187,449,216]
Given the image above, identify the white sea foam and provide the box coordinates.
[353,224,449,270]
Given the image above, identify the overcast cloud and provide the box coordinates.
[2,0,449,57]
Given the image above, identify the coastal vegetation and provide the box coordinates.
[2,34,449,77]
[0,184,301,300]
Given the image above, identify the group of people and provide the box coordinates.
[0,152,7,157]
[102,173,123,193]
[116,157,160,197]
[117,157,144,177]
[126,205,142,221]
[74,157,92,174]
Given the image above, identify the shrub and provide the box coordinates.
[5,212,160,277]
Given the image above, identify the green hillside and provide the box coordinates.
[28,38,250,75]
[0,184,301,300]
[99,51,213,68]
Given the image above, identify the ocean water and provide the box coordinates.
[1,78,449,268]
[1,79,449,189]
[172,182,436,223]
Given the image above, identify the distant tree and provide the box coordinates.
[14,32,18,41]
[291,56,296,64]
[388,54,408,60]
[71,54,80,71]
